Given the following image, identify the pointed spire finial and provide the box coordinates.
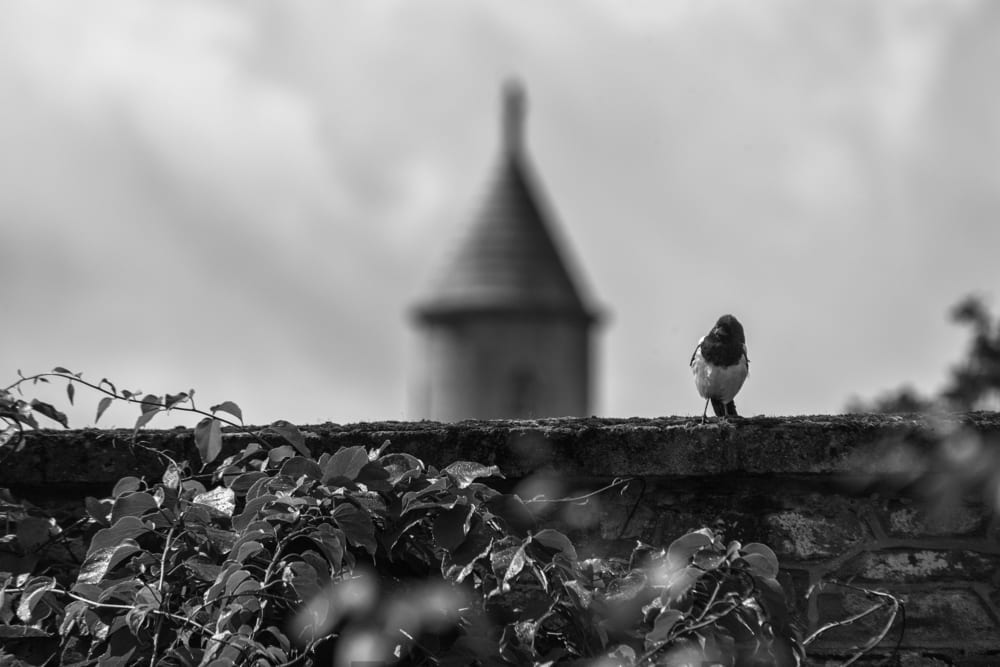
[502,78,526,155]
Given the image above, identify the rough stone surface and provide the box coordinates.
[765,510,868,560]
[6,413,1000,487]
[901,589,997,646]
[844,549,1000,583]
[887,504,985,537]
[4,413,1000,664]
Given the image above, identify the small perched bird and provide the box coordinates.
[690,314,749,422]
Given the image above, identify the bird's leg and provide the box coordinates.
[701,398,710,424]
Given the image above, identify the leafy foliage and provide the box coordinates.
[941,294,1000,409]
[0,369,892,666]
[847,294,1000,413]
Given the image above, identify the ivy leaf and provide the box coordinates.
[333,503,376,555]
[433,503,473,552]
[279,457,323,482]
[139,394,161,414]
[126,586,160,636]
[112,477,141,498]
[323,446,369,482]
[400,477,448,515]
[663,566,703,605]
[443,461,502,488]
[66,383,75,406]
[532,529,577,562]
[229,471,269,496]
[0,425,19,453]
[52,366,72,374]
[741,543,780,579]
[309,524,345,570]
[133,408,159,433]
[85,497,111,527]
[356,461,390,487]
[86,516,150,555]
[192,486,236,518]
[754,574,794,632]
[95,396,113,424]
[184,558,222,583]
[164,392,189,410]
[15,576,57,624]
[667,531,713,569]
[445,525,494,584]
[232,495,277,533]
[194,417,223,464]
[369,439,391,461]
[379,452,424,484]
[645,609,684,649]
[501,540,530,592]
[283,562,321,603]
[267,421,308,457]
[59,599,106,640]
[234,540,265,564]
[266,446,297,467]
[210,401,243,423]
[162,463,182,490]
[110,492,158,524]
[29,400,68,428]
[76,539,142,586]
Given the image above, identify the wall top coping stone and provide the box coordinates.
[6,413,1000,488]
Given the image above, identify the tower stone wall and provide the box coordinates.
[417,313,591,420]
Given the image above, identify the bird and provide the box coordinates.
[690,314,749,423]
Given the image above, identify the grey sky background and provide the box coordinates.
[3,0,999,427]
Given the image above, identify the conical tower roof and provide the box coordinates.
[416,81,597,322]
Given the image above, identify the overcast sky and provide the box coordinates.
[3,0,1000,428]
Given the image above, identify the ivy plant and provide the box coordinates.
[0,369,896,666]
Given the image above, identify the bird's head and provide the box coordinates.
[711,314,745,345]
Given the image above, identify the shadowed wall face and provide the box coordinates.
[10,414,1000,663]
[417,314,591,420]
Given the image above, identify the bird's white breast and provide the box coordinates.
[691,346,748,403]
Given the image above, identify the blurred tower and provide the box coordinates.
[411,81,601,421]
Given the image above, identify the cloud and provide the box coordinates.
[2,0,999,426]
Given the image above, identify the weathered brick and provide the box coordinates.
[766,510,868,560]
[893,652,952,666]
[887,504,986,537]
[598,499,654,541]
[812,589,900,649]
[816,586,997,651]
[902,589,998,647]
[805,650,952,666]
[839,549,1000,583]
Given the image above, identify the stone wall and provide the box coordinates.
[6,414,1000,665]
